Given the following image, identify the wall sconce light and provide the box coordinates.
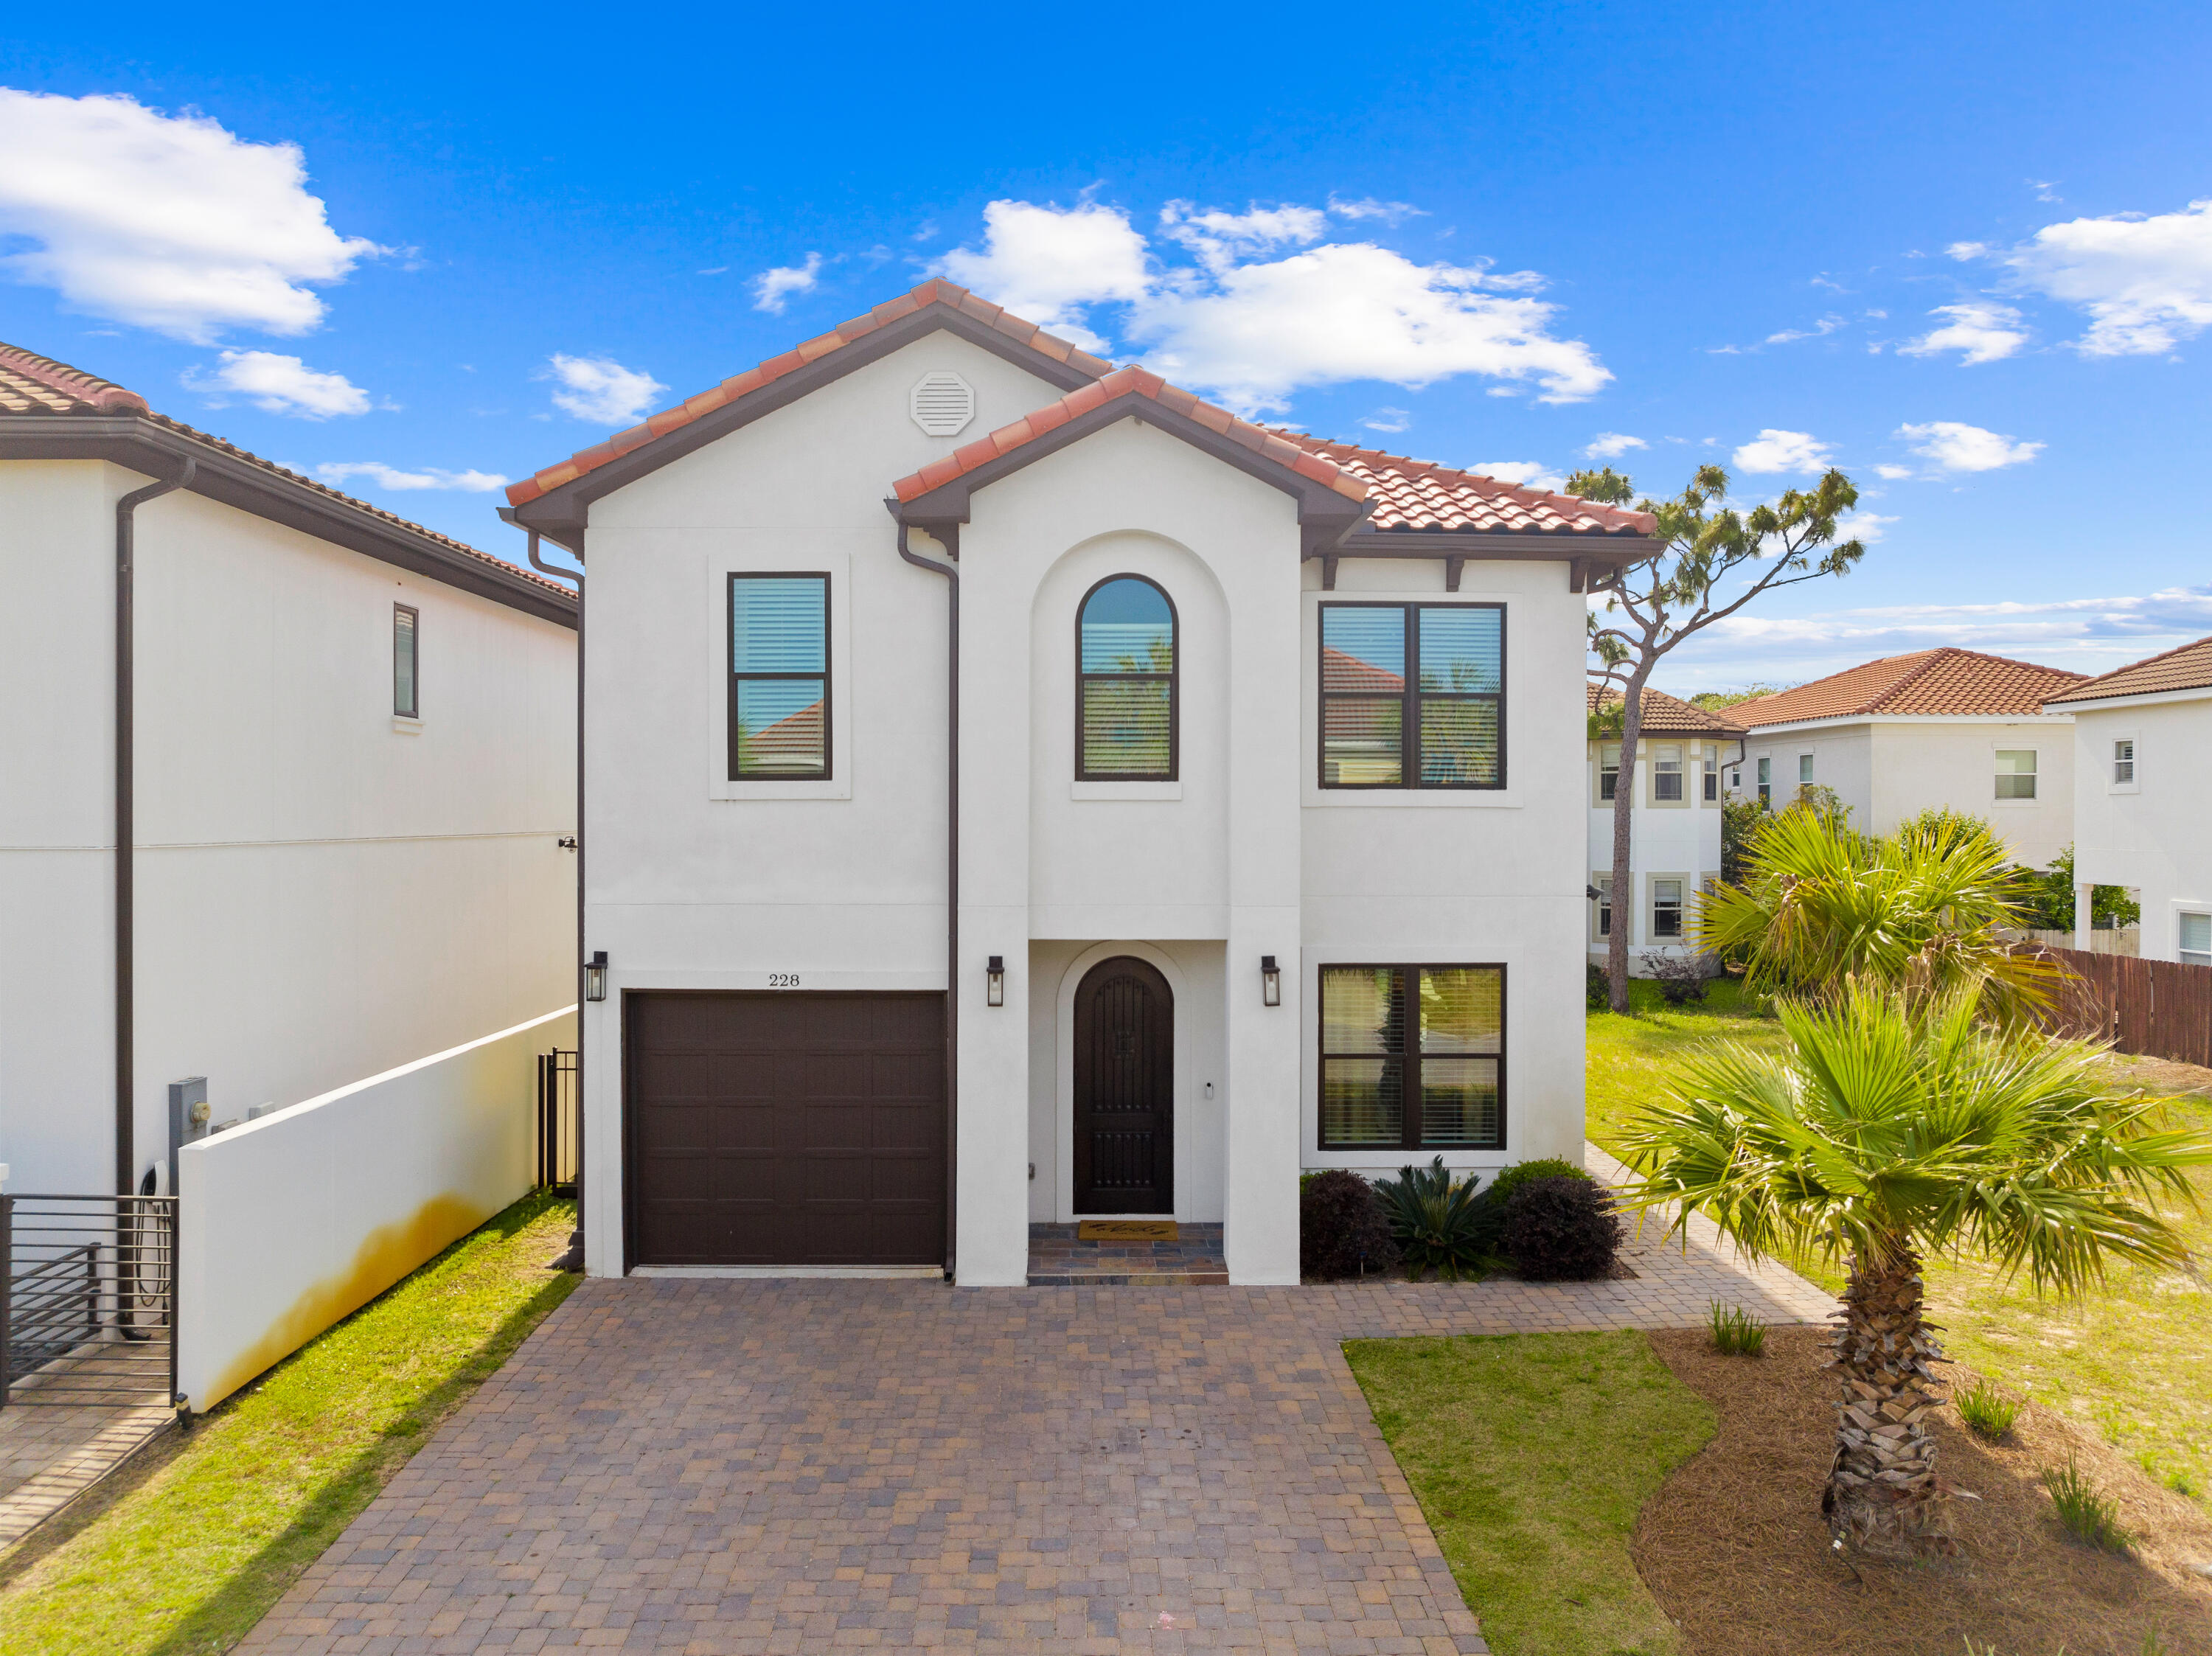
[584,950,608,1002]
[987,955,1005,1007]
[1260,954,1281,1006]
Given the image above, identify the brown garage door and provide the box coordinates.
[625,991,946,1267]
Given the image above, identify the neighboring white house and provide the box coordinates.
[1726,647,2086,869]
[502,278,1658,1286]
[0,342,579,1199]
[1587,686,1743,973]
[2044,636,2212,965]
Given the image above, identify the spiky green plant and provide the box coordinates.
[1375,1156,1486,1281]
[1618,986,2212,1555]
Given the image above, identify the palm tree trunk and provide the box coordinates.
[1823,1239,1950,1555]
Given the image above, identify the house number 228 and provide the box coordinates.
[767,973,801,988]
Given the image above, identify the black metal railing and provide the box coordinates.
[536,1048,579,1192]
[1,1192,177,1409]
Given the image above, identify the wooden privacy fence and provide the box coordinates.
[2018,944,2212,1068]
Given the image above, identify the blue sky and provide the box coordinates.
[4,1,2207,690]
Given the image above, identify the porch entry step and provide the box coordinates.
[1027,1222,1228,1287]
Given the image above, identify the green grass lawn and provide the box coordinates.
[1585,986,2212,1511]
[1346,1330,1716,1656]
[0,1191,579,1656]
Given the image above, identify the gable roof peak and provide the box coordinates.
[1734,644,2084,725]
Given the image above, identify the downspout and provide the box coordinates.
[892,518,959,1281]
[115,458,195,1194]
[519,528,586,1273]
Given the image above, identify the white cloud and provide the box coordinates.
[180,349,372,417]
[2029,180,2062,203]
[1896,301,2029,365]
[1764,313,1846,344]
[751,251,822,314]
[1896,420,2042,472]
[1362,407,1411,434]
[540,354,668,425]
[1992,198,2212,355]
[932,198,1610,413]
[316,462,507,492]
[0,89,380,343]
[1731,429,1832,474]
[1582,432,1646,460]
[1834,509,1898,544]
[1875,463,1915,480]
[1472,461,1568,494]
[1326,196,1425,225]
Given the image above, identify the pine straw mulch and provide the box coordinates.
[1632,1326,2212,1656]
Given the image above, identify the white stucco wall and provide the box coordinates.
[2065,694,2212,962]
[0,460,576,1196]
[1585,737,1728,968]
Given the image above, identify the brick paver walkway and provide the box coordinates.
[243,1155,1829,1655]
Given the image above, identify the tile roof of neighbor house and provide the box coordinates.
[0,341,576,603]
[1731,647,2085,726]
[1586,682,1747,737]
[511,278,1658,539]
[2042,635,2212,705]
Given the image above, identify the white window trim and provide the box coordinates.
[706,552,852,801]
[1591,872,1618,945]
[2174,902,2211,968]
[1990,741,2041,809]
[2107,729,2141,795]
[1593,742,1621,809]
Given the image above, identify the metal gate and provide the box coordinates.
[537,1048,579,1192]
[1,1193,177,1410]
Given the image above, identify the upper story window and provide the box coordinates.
[1756,756,1771,804]
[1798,753,1815,785]
[1598,743,1621,801]
[1651,742,1683,801]
[1077,575,1176,779]
[1319,964,1504,1150]
[1703,748,1719,801]
[1320,602,1504,789]
[393,605,419,717]
[2114,739,2136,784]
[1994,749,2037,799]
[729,573,829,779]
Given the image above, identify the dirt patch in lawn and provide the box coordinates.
[1633,1326,2212,1656]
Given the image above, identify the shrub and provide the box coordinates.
[2041,1455,2132,1553]
[1472,1156,1589,1251]
[1375,1157,1486,1281]
[1587,963,1611,1011]
[1299,1170,1399,1280]
[1641,950,1712,1005]
[1954,1377,2020,1440]
[1503,1175,1624,1281]
[1708,1301,1767,1356]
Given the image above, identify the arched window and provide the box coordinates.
[1077,575,1177,780]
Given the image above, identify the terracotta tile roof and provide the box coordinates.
[2043,635,2212,705]
[1286,436,1656,536]
[1323,647,1405,695]
[890,364,1366,507]
[0,341,573,603]
[1733,647,2084,726]
[506,279,1116,508]
[1587,683,1746,737]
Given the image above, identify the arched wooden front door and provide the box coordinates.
[1071,956,1175,1214]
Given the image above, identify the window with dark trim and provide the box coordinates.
[393,604,419,717]
[1077,574,1177,779]
[1320,603,1503,788]
[728,573,830,778]
[1318,964,1505,1149]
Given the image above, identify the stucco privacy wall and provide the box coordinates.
[2067,696,2212,962]
[0,459,576,1194]
[575,332,1075,1273]
[175,1005,574,1411]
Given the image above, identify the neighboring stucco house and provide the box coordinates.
[1726,647,2085,869]
[501,279,1658,1286]
[0,343,578,1199]
[1586,686,1742,972]
[2044,636,2212,965]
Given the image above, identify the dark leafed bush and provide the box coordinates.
[1504,1175,1624,1281]
[1472,1156,1589,1252]
[1587,963,1612,1011]
[1641,950,1712,1005]
[1299,1169,1400,1280]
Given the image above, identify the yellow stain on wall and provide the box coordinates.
[198,1191,490,1410]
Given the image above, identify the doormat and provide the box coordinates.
[1077,1220,1179,1241]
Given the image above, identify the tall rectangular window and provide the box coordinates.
[729,573,829,778]
[1598,742,1620,801]
[2114,739,2135,784]
[1994,749,2037,799]
[1320,603,1503,789]
[1756,756,1771,805]
[2181,913,2211,968]
[1652,743,1683,801]
[1798,753,1815,784]
[392,604,419,717]
[1319,964,1504,1149]
[1651,877,1685,939]
[1594,874,1613,939]
[1703,749,1719,801]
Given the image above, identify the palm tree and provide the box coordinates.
[1695,804,2061,1023]
[1618,986,2212,1554]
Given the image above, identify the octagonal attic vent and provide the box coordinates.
[909,371,976,437]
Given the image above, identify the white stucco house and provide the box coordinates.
[1726,647,2085,869]
[2044,636,2212,965]
[1586,686,1742,972]
[0,343,578,1200]
[501,279,1658,1286]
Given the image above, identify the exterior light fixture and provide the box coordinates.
[986,956,1005,1008]
[584,950,608,1003]
[1260,955,1281,1007]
